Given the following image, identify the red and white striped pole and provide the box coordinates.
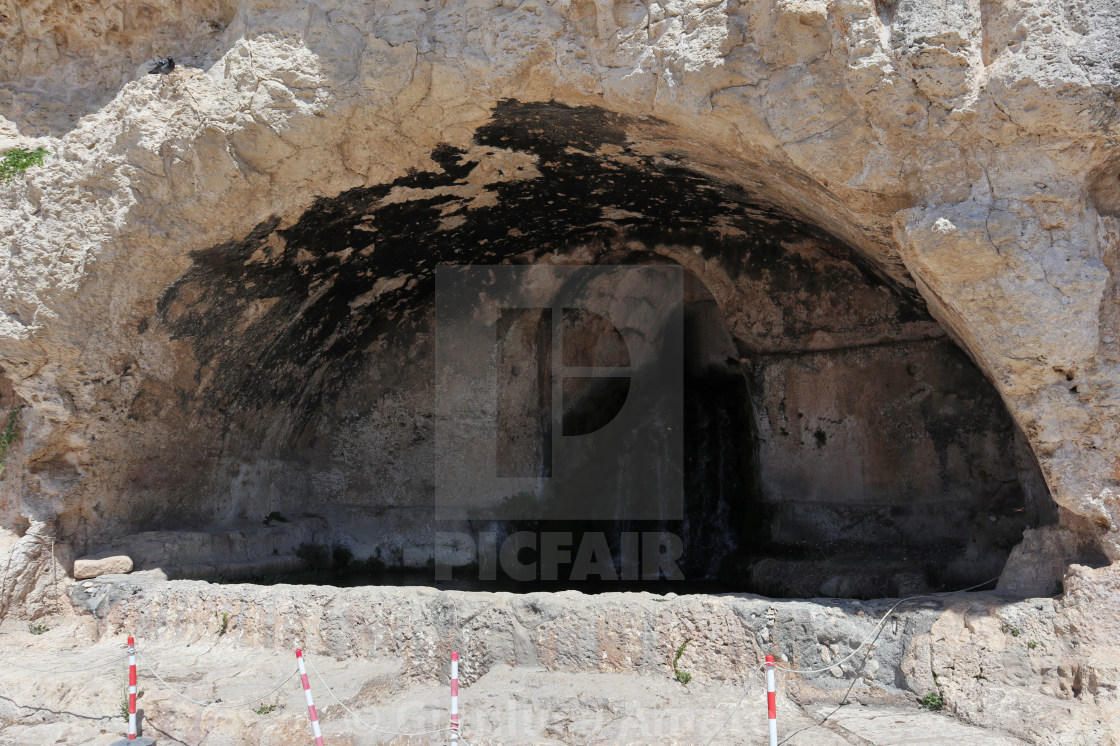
[296,649,325,746]
[765,654,778,746]
[450,650,460,744]
[127,636,138,740]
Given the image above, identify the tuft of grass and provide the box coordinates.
[0,405,22,477]
[218,611,229,636]
[919,691,944,710]
[28,623,48,635]
[1001,623,1021,637]
[120,693,130,722]
[672,637,692,685]
[1,147,48,184]
[254,703,277,715]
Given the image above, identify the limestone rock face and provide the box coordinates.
[72,553,133,580]
[1,0,1120,738]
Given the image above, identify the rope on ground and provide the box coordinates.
[774,575,1000,677]
[137,651,298,710]
[776,609,889,746]
[5,652,130,674]
[0,636,199,674]
[703,662,766,746]
[0,544,127,672]
[703,575,1001,744]
[302,649,476,743]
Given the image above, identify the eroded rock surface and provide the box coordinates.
[2,0,1120,741]
[48,578,1108,744]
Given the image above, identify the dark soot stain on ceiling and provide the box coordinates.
[154,99,930,418]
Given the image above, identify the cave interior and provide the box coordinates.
[73,101,1058,599]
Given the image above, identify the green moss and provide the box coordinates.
[672,637,692,685]
[1,147,48,184]
[0,405,22,477]
[919,691,944,710]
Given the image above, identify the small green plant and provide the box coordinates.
[1,147,49,184]
[27,623,48,635]
[263,511,288,526]
[1027,640,1038,649]
[120,693,130,722]
[919,691,944,710]
[254,703,277,715]
[0,405,22,477]
[218,611,229,636]
[1001,623,1021,637]
[672,637,692,685]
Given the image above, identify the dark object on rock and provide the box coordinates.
[148,57,175,75]
[262,510,288,526]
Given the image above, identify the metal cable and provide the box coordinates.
[773,576,999,676]
[703,575,1000,743]
[303,649,476,741]
[137,651,297,710]
[703,662,766,746]
[4,652,130,674]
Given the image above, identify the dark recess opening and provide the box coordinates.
[126,100,1057,598]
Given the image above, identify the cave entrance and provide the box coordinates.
[430,260,757,592]
[109,101,1058,598]
[425,256,1051,598]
